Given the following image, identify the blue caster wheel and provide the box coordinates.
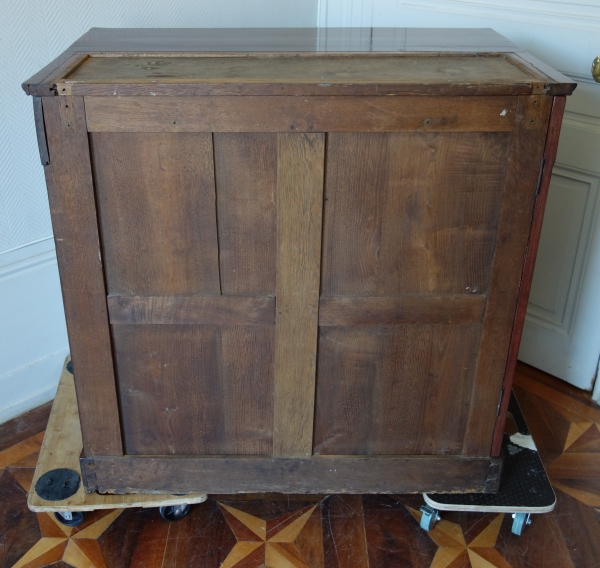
[511,512,531,535]
[419,504,440,531]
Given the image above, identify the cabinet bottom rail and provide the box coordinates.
[81,454,503,496]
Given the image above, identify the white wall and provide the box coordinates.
[318,1,599,79]
[0,0,318,423]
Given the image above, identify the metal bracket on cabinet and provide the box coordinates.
[535,158,546,196]
[484,455,504,493]
[32,97,50,166]
[496,387,505,417]
[79,458,98,493]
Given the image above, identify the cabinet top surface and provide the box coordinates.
[22,28,576,97]
[64,54,533,86]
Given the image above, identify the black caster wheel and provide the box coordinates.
[419,504,440,531]
[511,512,531,536]
[54,511,84,527]
[159,504,191,521]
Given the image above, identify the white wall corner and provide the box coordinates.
[0,239,69,424]
[0,349,68,424]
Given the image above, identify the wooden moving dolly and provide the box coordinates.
[28,359,207,526]
[419,392,556,536]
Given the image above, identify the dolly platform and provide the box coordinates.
[28,359,207,526]
[419,393,555,536]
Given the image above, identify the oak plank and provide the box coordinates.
[463,95,553,456]
[273,133,324,457]
[42,96,122,456]
[108,295,275,326]
[114,325,274,456]
[84,96,517,133]
[322,495,369,568]
[69,82,534,97]
[318,295,486,326]
[81,454,495,495]
[214,133,277,295]
[313,325,481,456]
[321,132,510,296]
[63,54,533,85]
[91,132,220,295]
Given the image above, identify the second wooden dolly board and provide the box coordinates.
[419,393,556,536]
[27,359,207,526]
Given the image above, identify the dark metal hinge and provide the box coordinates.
[32,97,50,166]
[496,387,505,417]
[535,158,546,196]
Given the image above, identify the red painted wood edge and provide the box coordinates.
[490,95,567,457]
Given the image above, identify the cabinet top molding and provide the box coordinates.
[22,27,576,97]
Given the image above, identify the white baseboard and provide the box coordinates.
[0,349,68,423]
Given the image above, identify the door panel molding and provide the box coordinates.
[526,165,600,338]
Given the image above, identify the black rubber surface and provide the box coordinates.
[426,392,555,509]
[35,468,81,501]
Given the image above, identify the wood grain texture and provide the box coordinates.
[0,402,51,453]
[273,133,324,457]
[84,96,517,133]
[313,325,481,455]
[64,54,534,84]
[108,295,275,326]
[81,454,494,495]
[28,360,207,512]
[362,494,438,567]
[318,295,486,326]
[57,53,540,97]
[23,28,576,97]
[321,132,510,296]
[321,495,369,568]
[491,96,567,457]
[68,81,536,98]
[42,96,122,457]
[114,325,274,456]
[463,95,553,457]
[214,133,277,295]
[91,131,220,295]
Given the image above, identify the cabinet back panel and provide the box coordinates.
[313,324,481,455]
[91,132,220,295]
[114,324,275,455]
[321,132,511,296]
[214,133,277,295]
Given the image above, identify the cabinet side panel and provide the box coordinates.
[114,324,274,455]
[90,132,220,295]
[321,132,511,296]
[313,325,481,455]
[214,133,277,295]
[491,96,567,456]
[463,95,553,456]
[42,96,122,457]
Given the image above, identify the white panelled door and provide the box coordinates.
[519,77,600,392]
[319,0,600,395]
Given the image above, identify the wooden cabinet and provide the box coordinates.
[23,28,575,495]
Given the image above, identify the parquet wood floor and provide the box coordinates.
[1,363,599,567]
